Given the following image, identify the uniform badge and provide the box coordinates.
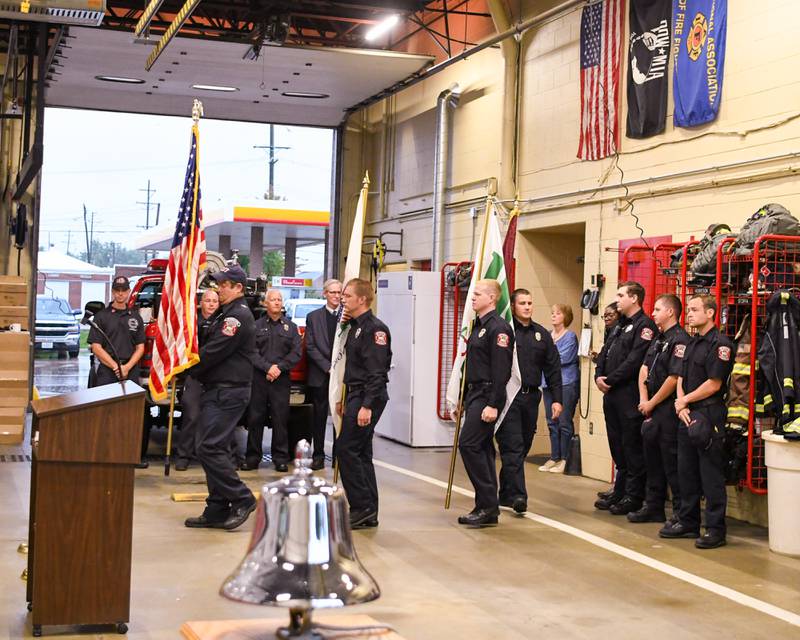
[641,327,654,341]
[478,328,486,338]
[374,331,388,346]
[355,327,362,338]
[718,346,731,362]
[674,344,686,359]
[128,318,139,331]
[222,317,241,336]
[625,324,633,332]
[283,323,289,331]
[535,332,541,341]
[496,333,509,348]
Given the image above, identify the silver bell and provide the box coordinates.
[220,440,380,638]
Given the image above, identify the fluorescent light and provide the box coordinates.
[282,91,329,99]
[95,75,146,84]
[365,15,399,42]
[191,84,239,92]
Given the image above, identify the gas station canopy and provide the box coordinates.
[135,202,329,253]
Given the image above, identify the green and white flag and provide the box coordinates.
[445,202,521,429]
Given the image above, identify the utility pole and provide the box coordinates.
[83,204,91,262]
[137,179,157,260]
[253,124,290,200]
[66,229,71,255]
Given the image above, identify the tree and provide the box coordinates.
[78,240,147,267]
[238,250,285,277]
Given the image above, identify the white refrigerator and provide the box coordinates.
[375,271,454,447]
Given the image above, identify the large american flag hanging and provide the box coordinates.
[577,0,625,161]
[149,124,207,400]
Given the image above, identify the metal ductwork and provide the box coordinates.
[0,1,106,27]
[432,83,462,271]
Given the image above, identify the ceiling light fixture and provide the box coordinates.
[282,91,329,99]
[365,15,399,42]
[95,75,146,84]
[191,84,239,92]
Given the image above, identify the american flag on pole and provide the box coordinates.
[149,123,207,401]
[577,0,625,161]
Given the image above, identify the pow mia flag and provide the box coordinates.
[626,0,671,138]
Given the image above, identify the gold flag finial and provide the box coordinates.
[362,170,370,187]
[510,191,520,218]
[192,99,204,123]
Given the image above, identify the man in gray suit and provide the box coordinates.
[304,279,342,470]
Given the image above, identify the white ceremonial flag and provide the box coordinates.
[328,172,369,435]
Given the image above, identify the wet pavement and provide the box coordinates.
[33,352,90,397]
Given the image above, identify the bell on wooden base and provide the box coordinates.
[221,440,380,639]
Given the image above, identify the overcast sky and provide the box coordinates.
[39,108,333,271]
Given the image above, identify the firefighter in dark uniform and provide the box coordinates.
[174,288,219,471]
[244,288,302,472]
[88,275,148,465]
[633,294,690,524]
[184,265,257,531]
[594,281,657,515]
[456,279,514,527]
[335,278,392,530]
[496,288,562,514]
[661,294,733,549]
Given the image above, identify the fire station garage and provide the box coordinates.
[1,1,800,639]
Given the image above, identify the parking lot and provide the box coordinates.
[33,350,90,397]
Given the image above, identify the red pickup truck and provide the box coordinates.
[128,258,312,432]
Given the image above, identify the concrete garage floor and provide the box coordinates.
[1,356,797,638]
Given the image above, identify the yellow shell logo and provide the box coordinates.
[687,12,708,61]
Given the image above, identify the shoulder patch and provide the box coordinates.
[222,317,241,337]
[496,333,510,348]
[640,327,654,341]
[374,330,388,346]
[127,318,139,331]
[717,346,731,362]
[674,344,686,359]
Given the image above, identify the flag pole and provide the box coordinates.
[164,380,177,476]
[445,197,493,508]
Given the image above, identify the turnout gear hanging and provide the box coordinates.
[758,291,800,435]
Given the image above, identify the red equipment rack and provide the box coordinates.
[437,262,471,420]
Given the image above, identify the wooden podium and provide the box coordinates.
[27,381,146,636]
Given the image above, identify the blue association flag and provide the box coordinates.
[672,0,727,127]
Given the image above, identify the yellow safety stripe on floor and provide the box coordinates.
[172,491,262,502]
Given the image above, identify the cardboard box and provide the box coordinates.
[0,275,27,307]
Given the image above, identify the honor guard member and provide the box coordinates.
[496,288,562,514]
[244,289,302,472]
[88,275,147,466]
[633,294,690,524]
[456,279,514,528]
[335,278,392,530]
[174,288,219,471]
[594,281,657,515]
[661,294,733,549]
[185,265,257,531]
[304,279,343,470]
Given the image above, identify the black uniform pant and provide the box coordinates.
[176,375,201,461]
[459,387,499,512]
[92,362,149,460]
[496,389,541,503]
[197,386,254,521]
[643,404,681,513]
[677,405,727,535]
[337,390,387,513]
[309,380,330,460]
[245,374,291,466]
[604,391,646,502]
